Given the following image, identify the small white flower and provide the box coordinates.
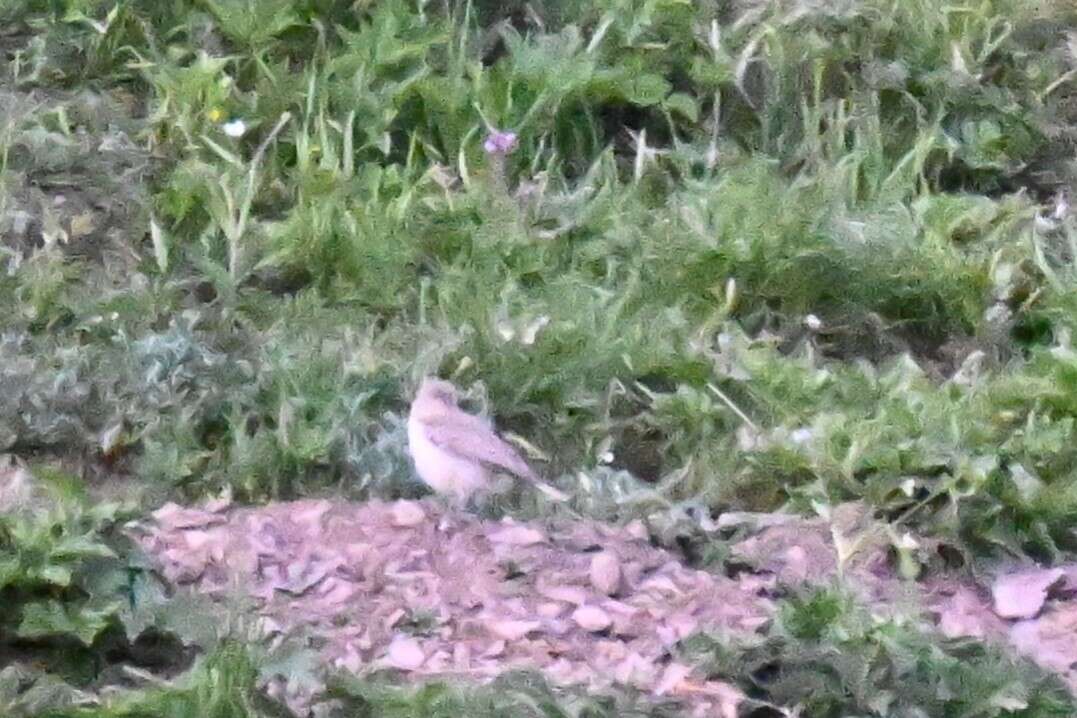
[736,425,762,451]
[984,303,1011,325]
[804,314,823,331]
[223,119,247,138]
[1053,191,1069,220]
[791,428,813,445]
[519,315,550,345]
[895,532,919,550]
[595,437,615,465]
[1010,464,1044,502]
[1034,212,1058,233]
[496,322,515,342]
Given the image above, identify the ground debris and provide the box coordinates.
[131,499,768,715]
[131,498,1077,714]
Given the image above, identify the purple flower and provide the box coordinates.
[483,130,518,155]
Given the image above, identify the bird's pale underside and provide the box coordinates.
[407,377,568,506]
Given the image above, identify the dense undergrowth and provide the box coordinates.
[4,0,1077,714]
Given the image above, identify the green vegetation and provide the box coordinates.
[4,0,1077,714]
[684,585,1077,717]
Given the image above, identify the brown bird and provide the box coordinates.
[407,377,568,506]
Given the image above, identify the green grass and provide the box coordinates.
[4,0,1077,714]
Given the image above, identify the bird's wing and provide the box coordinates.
[421,413,536,480]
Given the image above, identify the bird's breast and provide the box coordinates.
[407,418,487,499]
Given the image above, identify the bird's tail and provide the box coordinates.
[513,463,569,502]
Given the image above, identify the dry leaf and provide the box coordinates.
[257,616,284,637]
[319,578,357,607]
[992,568,1064,619]
[160,545,209,583]
[572,605,612,632]
[590,552,622,595]
[99,422,125,455]
[781,545,810,582]
[453,642,471,670]
[489,619,542,641]
[662,610,700,643]
[336,643,363,673]
[152,502,225,530]
[183,529,219,552]
[482,640,506,658]
[292,501,332,530]
[655,662,693,696]
[715,511,799,530]
[0,458,36,510]
[640,574,681,596]
[488,525,546,546]
[387,636,426,670]
[274,558,332,596]
[425,649,452,672]
[538,583,590,605]
[691,681,744,718]
[69,211,95,239]
[390,500,426,527]
[537,602,566,618]
[931,584,1006,639]
[204,486,233,513]
[1060,565,1077,594]
[1010,605,1077,673]
[613,652,652,685]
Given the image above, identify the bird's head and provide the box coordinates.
[415,377,459,409]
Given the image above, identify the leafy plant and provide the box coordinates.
[327,668,684,718]
[683,586,1077,717]
[0,465,194,700]
[46,641,292,718]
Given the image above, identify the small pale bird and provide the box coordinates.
[407,377,569,506]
